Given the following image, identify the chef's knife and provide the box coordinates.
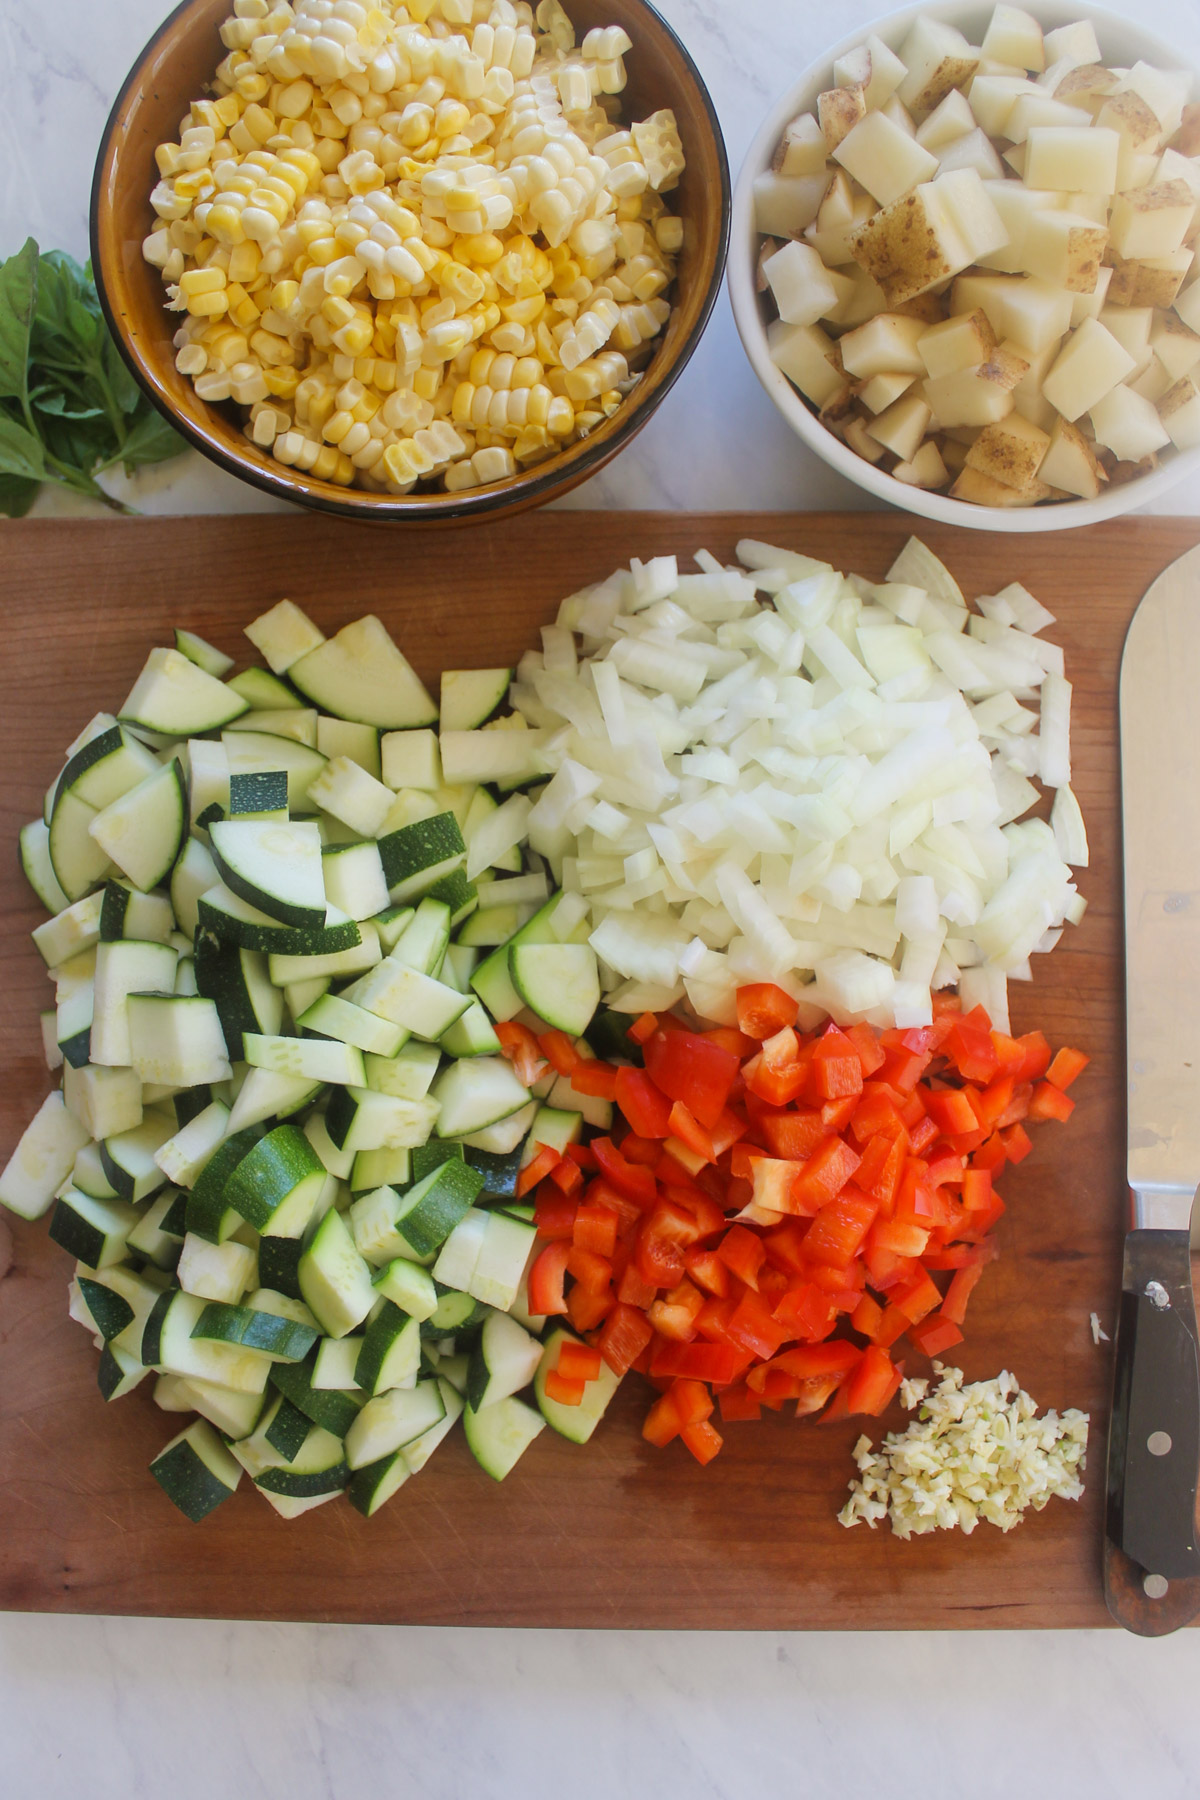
[1107,543,1200,1635]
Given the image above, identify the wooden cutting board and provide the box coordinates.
[2,509,1197,1632]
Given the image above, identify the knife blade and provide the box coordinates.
[1108,543,1200,1625]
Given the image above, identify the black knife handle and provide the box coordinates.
[1106,1229,1200,1585]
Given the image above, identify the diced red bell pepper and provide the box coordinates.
[549,1156,584,1196]
[750,1156,805,1217]
[736,982,799,1040]
[613,1066,673,1139]
[685,1247,730,1297]
[538,1029,582,1077]
[527,1240,570,1315]
[598,1302,654,1376]
[851,1292,884,1338]
[534,1189,578,1241]
[648,1277,705,1341]
[1029,1080,1075,1123]
[651,1339,741,1384]
[792,1137,862,1213]
[769,1341,861,1380]
[571,1060,619,1101]
[517,1143,560,1198]
[494,1020,546,1088]
[843,1344,900,1416]
[772,1281,836,1342]
[1013,1030,1052,1083]
[871,1303,911,1349]
[945,1009,999,1082]
[850,1084,908,1143]
[716,1224,765,1290]
[943,1261,985,1325]
[802,1192,878,1268]
[866,1216,930,1259]
[668,1100,716,1163]
[573,1202,618,1258]
[893,1267,941,1324]
[908,1312,964,1356]
[618,1134,661,1167]
[856,1131,906,1212]
[566,1280,612,1333]
[642,1028,740,1129]
[923,1085,979,1136]
[627,1011,660,1046]
[1046,1046,1089,1091]
[591,1136,657,1206]
[810,1024,866,1101]
[1001,1122,1033,1163]
[793,1375,842,1416]
[759,1111,827,1162]
[681,1418,724,1465]
[961,1168,993,1212]
[544,1369,585,1406]
[971,1133,1007,1175]
[566,1244,612,1293]
[718,1382,762,1422]
[844,1022,886,1076]
[558,1341,602,1382]
[617,1259,659,1309]
[725,1288,790,1360]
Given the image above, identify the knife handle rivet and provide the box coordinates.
[1143,1574,1170,1600]
[1145,1281,1171,1309]
[1147,1431,1173,1456]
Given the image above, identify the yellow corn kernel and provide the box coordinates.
[456,232,505,266]
[305,385,337,429]
[250,328,296,366]
[526,383,551,426]
[451,381,476,424]
[514,424,553,461]
[321,295,357,330]
[186,289,230,318]
[438,260,486,307]
[270,278,300,313]
[323,409,355,445]
[547,396,575,436]
[333,315,374,355]
[500,293,545,327]
[350,391,380,424]
[179,265,227,297]
[311,444,342,481]
[413,365,440,401]
[511,356,541,389]
[243,104,277,145]
[468,347,496,386]
[208,327,250,367]
[305,234,339,267]
[206,202,248,245]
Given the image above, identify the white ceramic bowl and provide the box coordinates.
[728,0,1200,531]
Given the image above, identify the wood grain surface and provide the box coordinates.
[1,510,1197,1631]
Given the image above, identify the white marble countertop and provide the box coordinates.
[5,0,1200,1790]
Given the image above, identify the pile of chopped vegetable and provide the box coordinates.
[511,984,1087,1465]
[838,1364,1090,1536]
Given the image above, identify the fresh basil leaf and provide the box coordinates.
[32,388,105,420]
[102,333,141,415]
[64,295,99,349]
[0,238,38,406]
[0,413,46,480]
[39,410,109,472]
[42,248,93,299]
[119,405,185,470]
[0,471,38,517]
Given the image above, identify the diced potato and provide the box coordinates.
[892,439,950,487]
[1005,94,1094,143]
[842,413,888,462]
[950,466,1051,505]
[880,95,918,138]
[1151,311,1200,379]
[762,240,841,326]
[981,5,1045,74]
[1069,264,1112,324]
[776,112,827,177]
[951,272,1073,352]
[1011,389,1058,431]
[1095,91,1166,156]
[1128,359,1173,403]
[1176,279,1200,337]
[818,85,866,152]
[753,170,830,238]
[964,412,1052,490]
[916,89,976,151]
[918,308,997,378]
[940,436,970,474]
[1043,21,1101,67]
[849,183,965,303]
[1156,149,1200,230]
[834,34,907,110]
[767,318,844,406]
[1041,318,1137,419]
[1177,103,1200,158]
[1023,209,1108,292]
[1090,383,1171,459]
[977,183,1066,273]
[1010,334,1063,401]
[1105,250,1193,310]
[1120,64,1191,141]
[840,313,928,379]
[1038,415,1108,498]
[1045,62,1118,116]
[936,127,1007,181]
[1159,372,1200,449]
[1108,180,1195,260]
[865,392,933,460]
[923,361,1018,428]
[968,74,1040,139]
[833,111,938,208]
[1115,149,1161,193]
[856,371,918,413]
[1024,125,1120,194]
[823,264,889,328]
[1099,303,1154,376]
[897,17,980,121]
[1003,143,1028,178]
[805,173,876,265]
[936,169,1009,262]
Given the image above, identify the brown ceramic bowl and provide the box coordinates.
[90,0,729,523]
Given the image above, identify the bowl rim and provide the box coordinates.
[89,0,732,523]
[727,0,1200,533]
